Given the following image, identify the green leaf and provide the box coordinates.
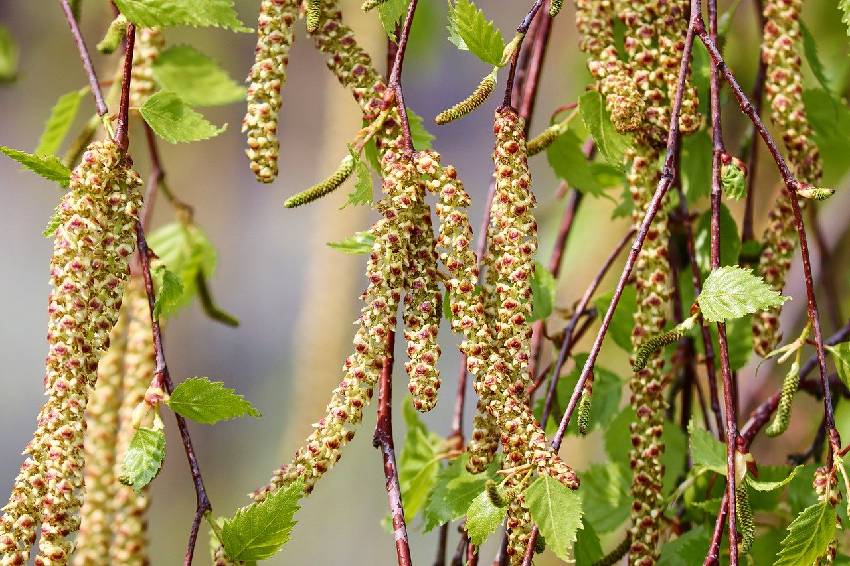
[0,147,71,187]
[530,262,556,322]
[681,130,712,202]
[799,23,831,94]
[574,520,603,566]
[694,204,741,273]
[140,91,226,144]
[689,420,726,475]
[113,0,251,31]
[398,398,443,522]
[526,475,583,561]
[43,206,63,238]
[407,107,435,150]
[119,427,166,491]
[828,343,850,390]
[446,0,505,67]
[152,45,244,107]
[342,158,373,208]
[593,286,637,352]
[657,525,711,566]
[697,265,789,323]
[803,89,850,186]
[746,465,802,491]
[660,421,687,493]
[147,222,218,316]
[35,88,88,156]
[774,502,837,566]
[152,264,184,320]
[424,454,500,531]
[580,463,630,533]
[327,231,376,254]
[465,488,507,546]
[842,0,850,37]
[579,90,631,169]
[166,377,260,424]
[220,480,304,561]
[547,129,604,196]
[0,25,18,82]
[377,0,409,41]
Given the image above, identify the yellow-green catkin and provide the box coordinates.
[752,0,822,356]
[505,487,534,561]
[129,27,164,109]
[548,0,564,18]
[0,140,141,566]
[434,72,496,125]
[283,154,355,208]
[110,280,153,565]
[765,359,800,437]
[305,0,321,32]
[735,483,755,553]
[814,466,840,564]
[244,0,298,183]
[72,309,130,565]
[361,0,391,10]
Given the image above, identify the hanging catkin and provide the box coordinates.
[129,28,164,109]
[0,140,141,565]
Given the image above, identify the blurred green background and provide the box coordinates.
[1,0,849,563]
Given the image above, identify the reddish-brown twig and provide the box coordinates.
[741,0,766,245]
[58,0,107,116]
[114,24,135,151]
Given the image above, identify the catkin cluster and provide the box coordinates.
[243,0,298,183]
[129,28,163,109]
[0,140,141,565]
[752,0,822,356]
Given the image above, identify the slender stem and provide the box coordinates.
[141,124,162,231]
[114,24,135,151]
[741,0,766,244]
[135,222,211,565]
[514,8,553,126]
[502,0,546,108]
[695,19,841,453]
[387,0,419,151]
[706,0,739,560]
[372,331,413,566]
[58,0,107,116]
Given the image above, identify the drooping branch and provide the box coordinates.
[58,0,107,116]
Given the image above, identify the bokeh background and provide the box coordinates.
[1,1,849,564]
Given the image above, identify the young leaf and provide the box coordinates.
[574,520,603,566]
[799,23,831,94]
[657,525,711,566]
[140,91,227,144]
[43,206,63,238]
[697,265,789,323]
[446,0,505,67]
[579,90,631,169]
[166,377,261,425]
[526,475,583,561]
[113,0,251,32]
[547,129,604,196]
[407,107,435,150]
[424,455,500,531]
[119,427,166,491]
[0,25,18,82]
[327,231,376,254]
[0,147,71,187]
[35,87,88,156]
[342,158,373,208]
[746,465,802,492]
[398,398,443,521]
[147,222,218,316]
[593,286,637,352]
[530,262,556,322]
[220,479,304,561]
[465,488,507,546]
[828,343,850,389]
[377,0,409,41]
[689,420,726,475]
[774,502,837,566]
[152,265,184,320]
[152,45,245,107]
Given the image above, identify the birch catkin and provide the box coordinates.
[129,28,164,109]
[72,309,129,565]
[243,0,298,183]
[0,140,141,565]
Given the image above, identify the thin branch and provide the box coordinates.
[135,222,212,566]
[741,0,766,244]
[387,0,419,151]
[372,331,413,566]
[695,17,842,454]
[58,0,107,116]
[706,0,739,559]
[114,24,135,151]
[550,4,699,448]
[502,0,546,108]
